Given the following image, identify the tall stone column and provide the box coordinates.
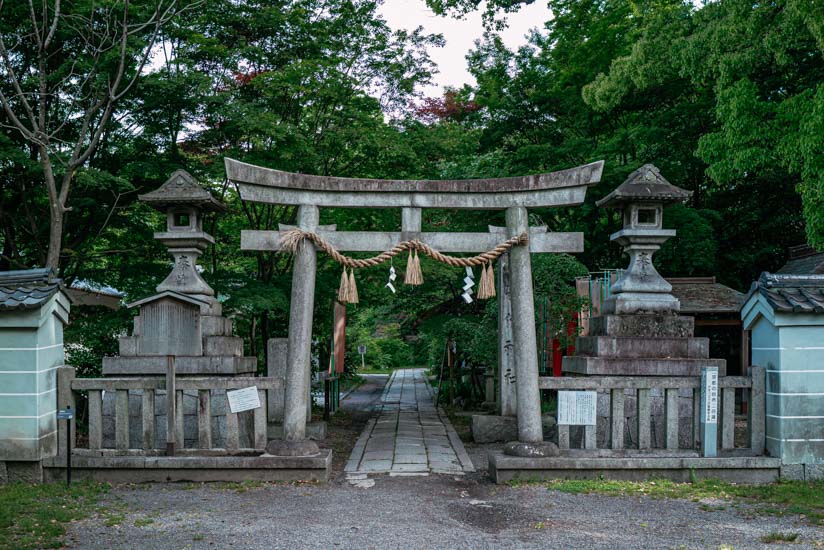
[497,252,517,416]
[275,205,319,453]
[505,207,544,445]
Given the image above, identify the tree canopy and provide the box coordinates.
[0,0,820,376]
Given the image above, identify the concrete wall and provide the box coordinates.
[746,301,824,466]
[0,295,68,469]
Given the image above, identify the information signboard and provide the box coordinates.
[557,391,597,426]
[226,386,261,413]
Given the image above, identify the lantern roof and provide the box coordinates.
[138,170,226,212]
[596,164,692,208]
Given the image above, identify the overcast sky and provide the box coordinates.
[379,0,552,97]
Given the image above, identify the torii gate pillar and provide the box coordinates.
[506,207,543,444]
[270,204,321,455]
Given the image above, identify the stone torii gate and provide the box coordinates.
[226,158,604,457]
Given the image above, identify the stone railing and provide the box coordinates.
[56,366,284,456]
[538,366,765,456]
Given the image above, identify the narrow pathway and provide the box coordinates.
[344,368,474,477]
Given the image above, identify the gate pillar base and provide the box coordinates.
[265,439,321,457]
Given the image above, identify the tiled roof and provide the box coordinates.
[666,277,744,314]
[777,251,824,275]
[745,273,824,314]
[0,268,62,311]
[596,164,693,208]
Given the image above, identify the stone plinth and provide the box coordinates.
[564,314,726,377]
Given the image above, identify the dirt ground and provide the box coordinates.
[62,374,824,549]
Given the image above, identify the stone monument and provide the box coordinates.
[104,170,255,377]
[101,171,259,450]
[564,165,726,378]
[563,165,726,448]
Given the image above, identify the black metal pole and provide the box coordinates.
[66,406,72,487]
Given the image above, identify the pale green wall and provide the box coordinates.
[0,295,66,461]
[748,304,824,464]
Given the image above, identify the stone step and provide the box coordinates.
[562,356,726,377]
[589,314,694,338]
[574,336,709,359]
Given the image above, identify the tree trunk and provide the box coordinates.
[40,151,64,271]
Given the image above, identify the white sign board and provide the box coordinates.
[557,391,597,426]
[226,386,261,413]
[703,369,719,424]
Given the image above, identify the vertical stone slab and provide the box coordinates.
[637,388,651,450]
[721,387,735,449]
[115,390,130,450]
[165,356,176,455]
[665,388,679,450]
[557,424,570,450]
[267,338,288,422]
[225,410,239,451]
[497,252,517,417]
[253,390,267,450]
[88,390,103,450]
[175,391,185,449]
[142,390,155,451]
[283,205,319,442]
[506,207,543,443]
[584,424,597,449]
[610,389,625,449]
[749,365,765,455]
[198,390,212,449]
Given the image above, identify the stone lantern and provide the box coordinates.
[104,170,256,377]
[596,164,692,315]
[138,170,226,312]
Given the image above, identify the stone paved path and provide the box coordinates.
[345,368,474,476]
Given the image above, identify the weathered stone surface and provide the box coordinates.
[489,452,781,484]
[589,315,694,338]
[471,414,557,444]
[267,422,326,441]
[575,336,709,359]
[204,336,243,357]
[102,355,256,376]
[265,439,320,457]
[780,463,805,480]
[201,315,232,337]
[504,441,560,458]
[118,336,138,356]
[563,356,726,377]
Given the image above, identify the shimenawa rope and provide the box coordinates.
[280,229,528,303]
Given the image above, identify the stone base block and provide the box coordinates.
[602,294,680,316]
[780,463,824,481]
[563,357,726,377]
[102,355,256,376]
[267,421,327,441]
[589,315,694,338]
[0,461,43,483]
[471,414,557,443]
[575,336,709,359]
[488,451,780,484]
[42,451,331,483]
[204,336,243,357]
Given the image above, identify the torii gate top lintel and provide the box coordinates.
[225,157,604,210]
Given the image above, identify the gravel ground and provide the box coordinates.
[65,474,823,549]
[63,376,823,549]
